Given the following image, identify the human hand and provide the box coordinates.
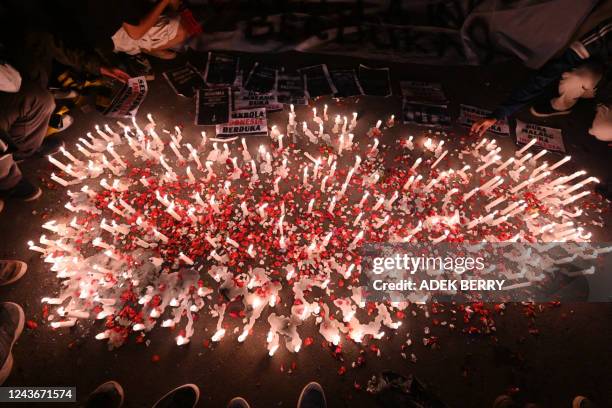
[470,117,498,138]
[100,66,131,83]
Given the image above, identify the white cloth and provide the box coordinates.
[112,16,180,55]
[551,64,603,111]
[589,104,612,142]
[0,63,21,93]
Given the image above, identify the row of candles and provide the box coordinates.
[34,106,601,350]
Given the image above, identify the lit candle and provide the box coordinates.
[548,155,571,171]
[179,252,194,265]
[328,197,336,213]
[516,138,537,156]
[186,166,196,183]
[307,198,315,214]
[48,156,69,172]
[359,191,369,207]
[530,149,547,163]
[166,202,181,221]
[431,150,447,169]
[321,175,328,192]
[50,173,69,187]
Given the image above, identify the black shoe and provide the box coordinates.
[297,382,326,408]
[0,302,25,385]
[530,99,571,117]
[4,178,42,202]
[152,384,200,408]
[85,381,124,408]
[228,397,251,408]
[0,260,27,286]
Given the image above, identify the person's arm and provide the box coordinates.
[122,0,172,40]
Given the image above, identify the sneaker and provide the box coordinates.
[0,302,25,385]
[4,178,42,202]
[152,384,200,408]
[228,397,251,408]
[573,396,596,408]
[492,395,519,408]
[85,381,124,408]
[46,114,74,136]
[297,382,326,408]
[144,49,177,60]
[0,261,27,286]
[530,99,571,117]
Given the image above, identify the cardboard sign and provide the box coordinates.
[402,99,451,126]
[400,81,447,104]
[204,52,239,87]
[299,65,336,98]
[358,65,391,97]
[103,76,147,118]
[458,104,510,136]
[233,89,283,111]
[215,108,268,137]
[195,88,231,126]
[330,69,364,98]
[162,63,205,97]
[244,63,277,93]
[515,120,565,152]
[277,73,307,105]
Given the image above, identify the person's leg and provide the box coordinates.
[85,381,124,408]
[0,302,25,385]
[589,103,612,142]
[151,384,199,408]
[297,382,326,408]
[0,80,56,158]
[550,64,603,111]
